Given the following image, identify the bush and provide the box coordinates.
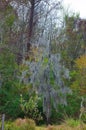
[20,95,43,124]
[50,93,81,124]
[64,118,81,127]
[81,113,86,123]
[64,94,81,118]
[50,107,63,124]
[5,118,36,130]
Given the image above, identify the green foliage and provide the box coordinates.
[50,107,63,124]
[64,118,81,127]
[70,70,77,78]
[81,113,86,123]
[70,55,86,95]
[5,14,15,27]
[64,94,81,118]
[0,3,17,45]
[1,4,16,28]
[50,93,81,124]
[43,57,49,66]
[0,49,21,118]
[61,13,86,70]
[20,94,43,123]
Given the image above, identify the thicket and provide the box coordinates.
[0,0,86,127]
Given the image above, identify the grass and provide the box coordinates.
[36,124,86,130]
[0,118,86,130]
[36,126,46,130]
[36,119,86,130]
[63,118,81,127]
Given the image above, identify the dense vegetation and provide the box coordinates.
[0,0,86,129]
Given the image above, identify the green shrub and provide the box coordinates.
[81,113,86,123]
[50,93,81,124]
[20,95,43,124]
[64,118,81,127]
[50,107,64,124]
[64,94,81,118]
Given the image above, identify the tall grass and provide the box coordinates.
[36,118,86,130]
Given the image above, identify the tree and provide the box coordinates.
[71,55,86,95]
[0,0,67,123]
[0,48,19,117]
[59,13,86,69]
[70,55,86,121]
[10,0,62,51]
[28,46,70,124]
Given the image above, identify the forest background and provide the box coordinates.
[0,0,86,129]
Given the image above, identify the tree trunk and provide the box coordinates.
[27,0,35,51]
[1,114,5,130]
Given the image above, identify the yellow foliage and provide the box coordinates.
[26,46,43,62]
[75,55,86,69]
[72,55,86,95]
